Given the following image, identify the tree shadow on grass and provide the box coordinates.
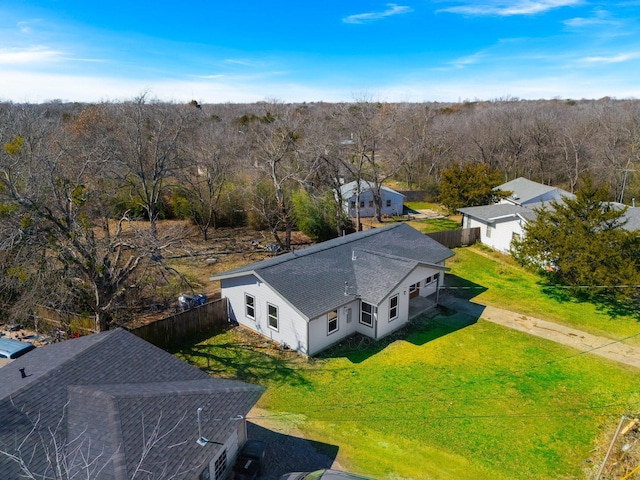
[539,281,640,322]
[317,305,477,364]
[171,325,312,387]
[247,422,338,480]
[442,273,488,301]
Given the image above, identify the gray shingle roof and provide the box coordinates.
[339,180,404,199]
[0,328,264,480]
[211,223,454,319]
[458,203,538,222]
[496,177,573,205]
[621,206,640,232]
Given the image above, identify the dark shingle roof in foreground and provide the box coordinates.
[211,223,454,319]
[0,329,264,480]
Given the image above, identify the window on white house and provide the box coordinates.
[386,199,392,207]
[512,232,521,242]
[214,450,227,480]
[389,295,398,321]
[328,309,338,334]
[361,302,375,327]
[409,283,418,293]
[245,294,255,319]
[267,303,278,330]
[486,224,492,238]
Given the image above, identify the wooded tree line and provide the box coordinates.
[1,96,639,330]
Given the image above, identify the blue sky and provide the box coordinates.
[1,1,639,103]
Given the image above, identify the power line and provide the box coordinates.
[248,329,640,421]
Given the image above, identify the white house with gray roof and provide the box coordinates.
[340,180,405,218]
[459,178,574,252]
[497,177,573,207]
[210,223,454,356]
[460,178,640,253]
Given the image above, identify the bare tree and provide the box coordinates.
[112,95,196,238]
[245,101,309,249]
[177,109,241,240]
[1,401,196,480]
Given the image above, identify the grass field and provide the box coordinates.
[175,226,640,479]
[176,313,640,479]
[447,246,640,345]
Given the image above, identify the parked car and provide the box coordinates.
[279,469,375,480]
[233,439,267,480]
[0,338,36,360]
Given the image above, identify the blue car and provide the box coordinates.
[0,337,36,359]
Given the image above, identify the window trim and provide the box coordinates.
[328,309,338,335]
[245,294,255,320]
[360,302,375,327]
[267,303,279,331]
[389,294,399,321]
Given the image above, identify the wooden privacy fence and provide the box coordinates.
[426,227,481,249]
[130,297,229,350]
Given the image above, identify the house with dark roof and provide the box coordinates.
[210,223,454,356]
[459,178,574,252]
[0,328,264,480]
[459,178,640,253]
[340,180,405,218]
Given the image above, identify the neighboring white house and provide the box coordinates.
[340,180,405,218]
[459,203,538,253]
[459,178,574,253]
[210,223,454,356]
[497,177,573,207]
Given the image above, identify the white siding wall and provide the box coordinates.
[376,265,442,339]
[345,190,404,218]
[463,215,524,253]
[221,276,310,354]
[307,298,360,356]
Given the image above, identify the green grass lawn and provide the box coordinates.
[176,314,640,479]
[175,242,640,479]
[447,246,640,345]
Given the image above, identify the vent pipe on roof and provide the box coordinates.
[352,250,357,261]
[19,368,26,378]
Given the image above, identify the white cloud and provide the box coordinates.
[343,4,413,24]
[579,52,640,64]
[439,0,580,16]
[0,46,63,64]
[564,9,618,28]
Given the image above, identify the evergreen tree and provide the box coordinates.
[439,163,509,212]
[512,178,640,302]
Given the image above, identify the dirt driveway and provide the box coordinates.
[440,293,640,369]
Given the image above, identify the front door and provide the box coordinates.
[409,282,420,299]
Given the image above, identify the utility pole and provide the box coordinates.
[619,169,636,204]
[595,414,627,480]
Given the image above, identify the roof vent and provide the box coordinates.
[352,250,357,261]
[19,368,26,378]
